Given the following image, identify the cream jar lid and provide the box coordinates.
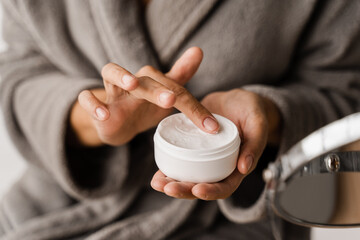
[154,113,240,161]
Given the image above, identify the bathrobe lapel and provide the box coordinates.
[146,0,220,63]
[89,0,157,72]
[11,0,219,74]
[89,0,219,71]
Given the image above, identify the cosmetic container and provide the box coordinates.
[154,113,240,183]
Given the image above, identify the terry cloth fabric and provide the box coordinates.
[1,0,360,239]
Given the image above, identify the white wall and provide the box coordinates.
[0,0,26,199]
[0,110,26,197]
[0,3,359,240]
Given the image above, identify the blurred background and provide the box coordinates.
[0,4,359,240]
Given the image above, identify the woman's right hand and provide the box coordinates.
[70,47,219,147]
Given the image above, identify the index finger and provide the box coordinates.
[137,67,219,133]
[172,86,219,133]
[101,63,139,91]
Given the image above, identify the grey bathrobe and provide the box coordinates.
[1,0,360,239]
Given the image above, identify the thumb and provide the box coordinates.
[237,115,268,175]
[166,47,203,85]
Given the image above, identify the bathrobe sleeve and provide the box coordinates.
[243,1,360,153]
[219,0,360,223]
[0,1,129,200]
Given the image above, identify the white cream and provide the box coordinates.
[158,113,237,149]
[153,113,241,183]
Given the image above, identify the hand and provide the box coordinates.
[151,89,282,200]
[70,47,219,146]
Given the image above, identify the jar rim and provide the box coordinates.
[154,113,241,161]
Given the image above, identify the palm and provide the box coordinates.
[151,89,271,200]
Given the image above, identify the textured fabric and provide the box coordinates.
[0,0,360,239]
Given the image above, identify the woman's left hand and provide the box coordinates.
[151,89,282,200]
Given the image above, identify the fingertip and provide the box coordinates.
[164,182,196,199]
[202,116,220,134]
[121,75,139,91]
[78,90,109,121]
[78,90,90,103]
[163,183,181,198]
[150,171,169,192]
[167,47,204,83]
[191,185,207,199]
[95,107,109,121]
[192,185,217,201]
[158,90,176,108]
[237,154,254,174]
[188,46,203,59]
[150,179,164,192]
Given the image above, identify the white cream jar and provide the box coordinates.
[154,113,241,183]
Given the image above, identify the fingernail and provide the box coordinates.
[203,117,218,132]
[122,74,136,86]
[95,107,107,120]
[159,91,174,104]
[245,155,254,173]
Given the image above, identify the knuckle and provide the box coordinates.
[139,65,156,75]
[78,90,90,102]
[102,63,125,82]
[173,85,188,98]
[137,75,149,83]
[101,62,116,77]
[110,67,123,80]
[173,86,204,115]
[259,114,269,129]
[190,103,201,116]
[78,91,96,111]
